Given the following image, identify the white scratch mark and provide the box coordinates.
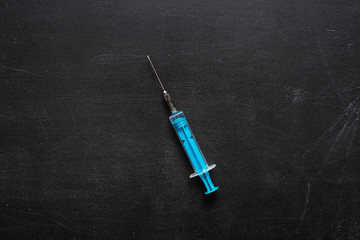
[303,101,355,161]
[297,181,311,233]
[346,110,359,158]
[338,108,359,184]
[1,65,43,77]
[343,86,360,93]
[318,105,357,171]
[54,220,90,236]
[316,35,346,110]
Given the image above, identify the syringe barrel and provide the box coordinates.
[169,111,209,175]
[169,111,218,185]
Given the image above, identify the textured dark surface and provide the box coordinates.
[1,0,360,239]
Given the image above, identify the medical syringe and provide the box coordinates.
[147,55,219,195]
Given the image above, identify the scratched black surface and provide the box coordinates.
[1,0,360,239]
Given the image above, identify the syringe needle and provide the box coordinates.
[146,55,176,113]
[147,55,166,93]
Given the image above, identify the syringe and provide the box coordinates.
[147,56,219,195]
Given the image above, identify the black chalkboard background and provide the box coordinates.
[1,1,360,239]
